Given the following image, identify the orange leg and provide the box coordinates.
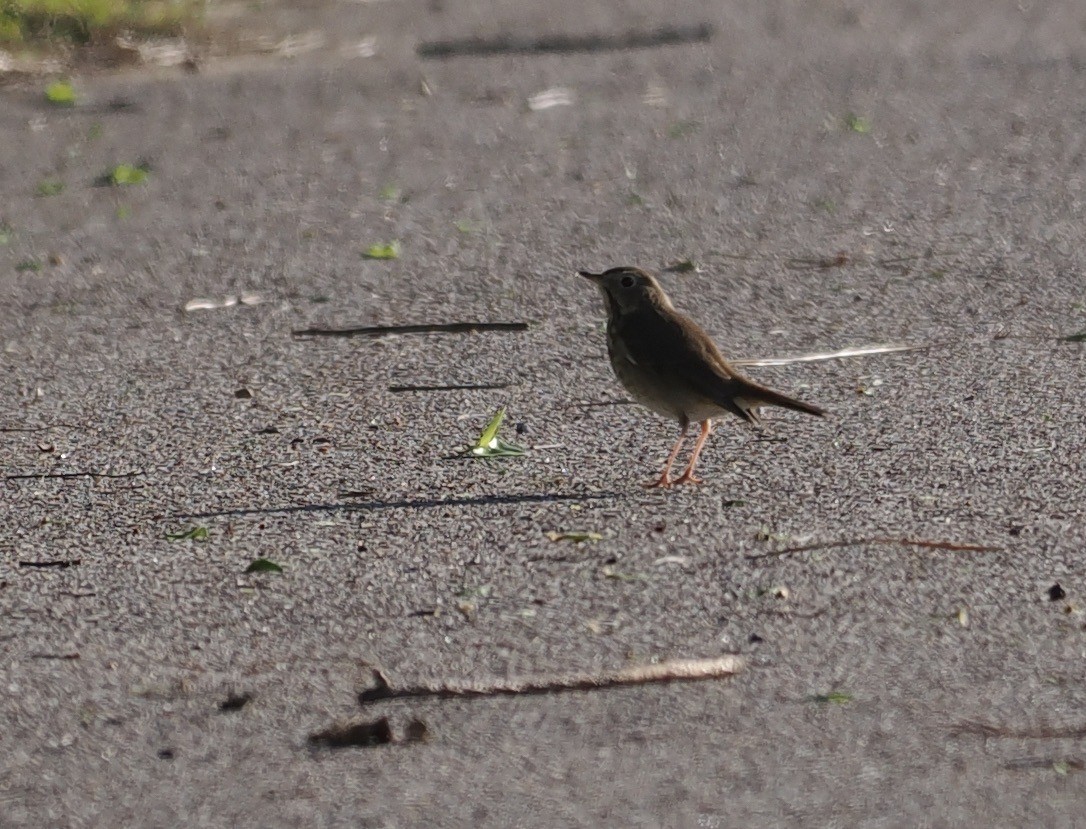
[674,420,713,485]
[643,422,689,489]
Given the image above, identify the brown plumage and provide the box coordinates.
[579,266,826,488]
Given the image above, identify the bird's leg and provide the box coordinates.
[644,422,689,488]
[674,420,713,485]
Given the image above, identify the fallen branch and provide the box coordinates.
[359,655,743,704]
[732,342,943,368]
[746,537,999,561]
[293,322,529,338]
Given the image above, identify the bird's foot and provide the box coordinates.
[673,471,703,486]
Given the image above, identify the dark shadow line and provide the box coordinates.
[572,399,635,408]
[0,422,84,432]
[6,470,143,481]
[68,99,143,115]
[19,559,81,569]
[417,23,714,59]
[175,491,621,520]
[293,322,529,338]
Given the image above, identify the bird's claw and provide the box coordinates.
[673,472,703,486]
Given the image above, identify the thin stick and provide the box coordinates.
[359,656,743,704]
[293,322,528,338]
[0,423,83,432]
[1004,756,1084,771]
[746,537,999,562]
[18,559,80,569]
[417,24,713,59]
[388,382,510,393]
[951,720,1086,740]
[732,342,943,368]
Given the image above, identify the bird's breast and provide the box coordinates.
[606,319,720,422]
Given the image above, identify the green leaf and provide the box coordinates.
[116,205,131,220]
[45,81,76,106]
[454,219,481,234]
[165,526,209,542]
[0,224,13,246]
[546,531,603,543]
[363,241,401,260]
[378,184,402,202]
[469,407,525,459]
[843,113,871,133]
[806,691,852,704]
[245,558,283,574]
[110,164,149,186]
[37,178,65,197]
[15,259,41,273]
[477,407,504,447]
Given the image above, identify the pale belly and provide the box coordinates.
[608,346,733,425]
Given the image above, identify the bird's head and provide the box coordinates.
[577,266,672,317]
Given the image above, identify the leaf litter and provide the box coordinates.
[466,408,525,459]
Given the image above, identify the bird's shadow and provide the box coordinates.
[174,490,621,521]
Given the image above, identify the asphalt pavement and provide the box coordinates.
[2,1,1086,826]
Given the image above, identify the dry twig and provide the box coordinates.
[950,720,1086,740]
[359,656,743,704]
[747,537,999,562]
[293,322,528,338]
[417,24,713,59]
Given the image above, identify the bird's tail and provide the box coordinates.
[732,377,827,420]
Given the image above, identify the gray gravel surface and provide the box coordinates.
[3,1,1086,826]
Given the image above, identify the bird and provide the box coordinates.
[579,266,826,488]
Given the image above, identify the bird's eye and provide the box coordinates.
[620,275,636,288]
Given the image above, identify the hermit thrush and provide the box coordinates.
[579,266,826,488]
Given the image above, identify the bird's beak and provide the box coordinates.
[577,270,601,281]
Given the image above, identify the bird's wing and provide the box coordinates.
[615,308,754,420]
[618,308,825,420]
